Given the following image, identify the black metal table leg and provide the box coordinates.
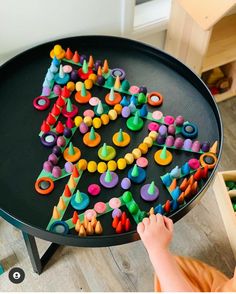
[22,231,60,274]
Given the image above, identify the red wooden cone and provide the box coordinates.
[72,211,78,224]
[66,117,75,128]
[164,200,171,213]
[125,218,131,232]
[116,221,124,234]
[112,216,119,229]
[64,184,71,197]
[121,211,127,226]
[201,165,208,179]
[55,121,64,134]
[40,120,50,132]
[61,86,70,98]
[72,51,80,63]
[46,113,56,125]
[65,48,73,60]
[56,96,66,107]
[193,167,202,181]
[72,165,79,178]
[51,104,61,116]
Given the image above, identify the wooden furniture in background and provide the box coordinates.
[165,0,236,103]
[213,171,236,260]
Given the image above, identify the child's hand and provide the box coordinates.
[137,214,173,255]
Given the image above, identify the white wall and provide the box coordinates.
[0,0,166,64]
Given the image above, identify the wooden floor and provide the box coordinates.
[0,97,236,291]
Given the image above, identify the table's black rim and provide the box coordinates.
[0,35,223,247]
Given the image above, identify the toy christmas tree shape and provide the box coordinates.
[154,146,173,166]
[83,126,101,147]
[71,190,90,211]
[100,169,119,188]
[98,143,116,161]
[126,111,144,131]
[105,87,122,106]
[112,128,130,147]
[141,181,159,201]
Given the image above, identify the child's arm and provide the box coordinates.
[137,214,197,292]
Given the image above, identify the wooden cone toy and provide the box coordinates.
[52,206,60,219]
[86,222,94,235]
[83,216,89,229]
[79,225,86,237]
[91,216,97,228]
[75,219,81,232]
[58,197,66,210]
[169,178,177,191]
[95,221,103,235]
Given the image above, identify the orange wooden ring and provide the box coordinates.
[83,132,101,147]
[63,147,81,162]
[112,132,130,147]
[105,92,122,106]
[35,177,54,195]
[154,149,173,166]
[75,91,92,104]
[199,152,217,169]
[147,92,163,106]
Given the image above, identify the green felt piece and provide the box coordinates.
[46,171,83,230]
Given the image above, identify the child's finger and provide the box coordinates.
[149,214,157,223]
[137,222,145,234]
[142,217,150,227]
[156,213,164,224]
[163,216,173,232]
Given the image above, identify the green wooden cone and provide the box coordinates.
[118,129,124,142]
[66,98,73,112]
[109,87,115,101]
[81,83,87,97]
[133,111,140,125]
[59,64,65,78]
[68,142,75,155]
[75,190,83,203]
[101,143,108,157]
[160,146,167,159]
[148,181,156,195]
[97,101,104,115]
[89,127,96,141]
[82,60,88,74]
[131,164,139,177]
[105,169,112,183]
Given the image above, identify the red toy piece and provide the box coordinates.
[66,117,75,128]
[125,218,131,232]
[72,211,79,224]
[72,51,80,63]
[55,121,64,134]
[51,104,61,116]
[201,165,209,179]
[56,96,66,107]
[193,167,202,181]
[121,211,127,226]
[61,86,71,98]
[112,216,119,229]
[116,221,124,234]
[72,166,80,178]
[40,120,50,132]
[65,48,73,60]
[164,200,171,213]
[64,184,71,197]
[46,113,56,125]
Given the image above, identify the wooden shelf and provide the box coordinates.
[214,89,236,103]
[202,14,236,72]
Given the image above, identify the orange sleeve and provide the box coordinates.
[154,255,234,292]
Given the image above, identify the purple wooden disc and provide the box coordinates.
[41,131,58,147]
[140,184,159,201]
[100,172,119,188]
